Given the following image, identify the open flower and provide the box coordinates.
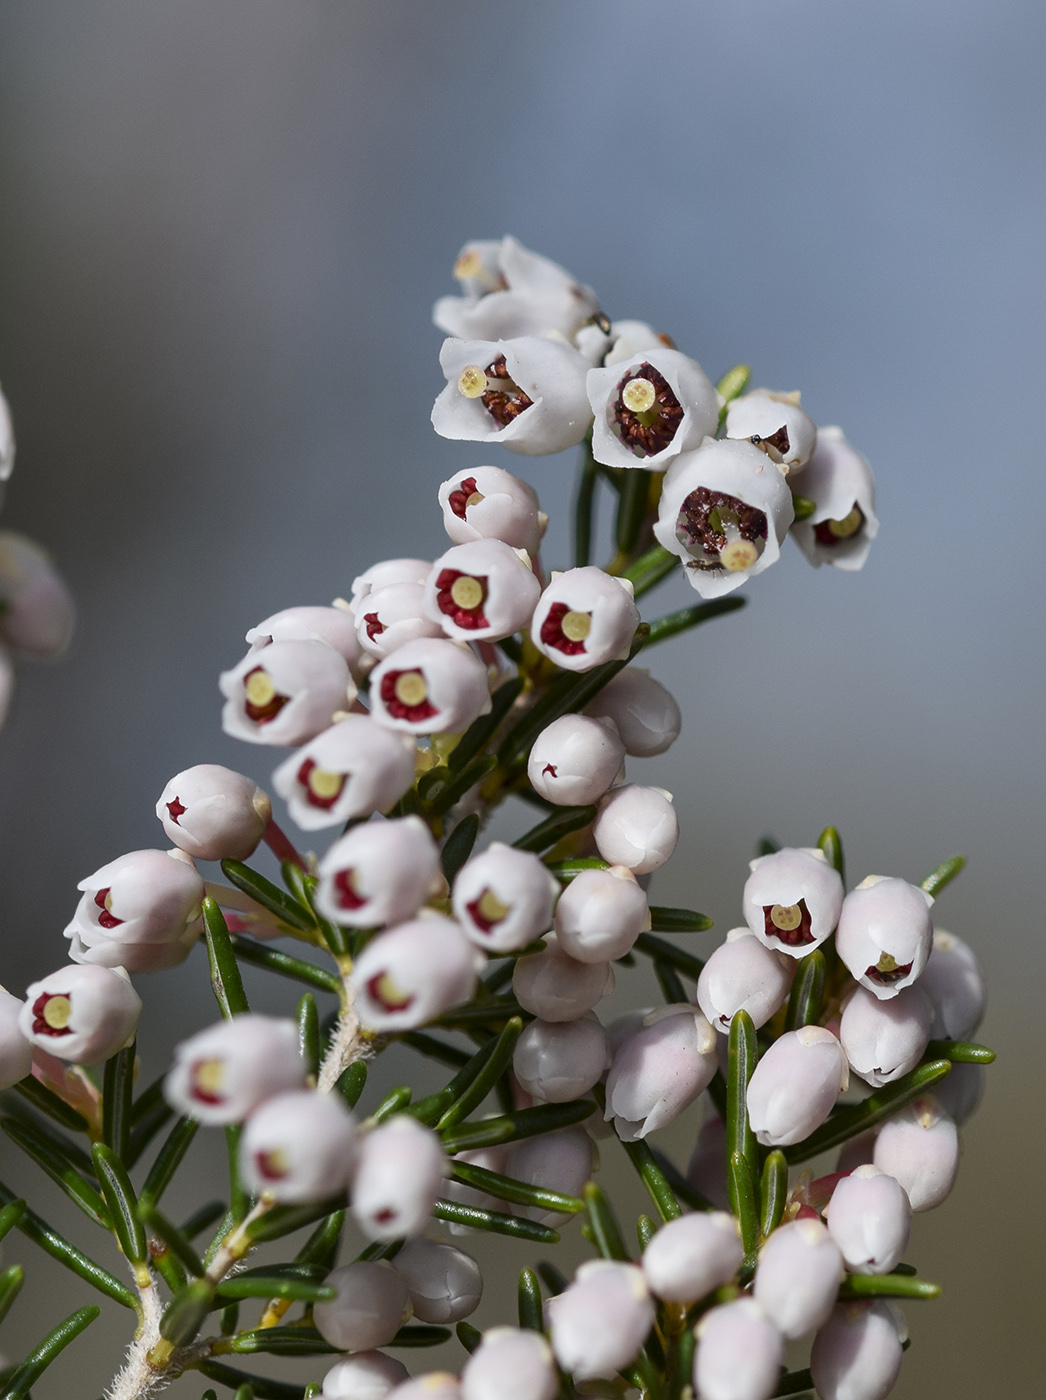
[605,1004,718,1140]
[789,427,878,572]
[835,877,934,999]
[368,638,491,736]
[20,965,142,1066]
[350,916,481,1030]
[586,667,681,757]
[240,1089,357,1202]
[316,816,440,927]
[587,347,718,470]
[742,847,844,957]
[433,236,600,342]
[64,849,205,973]
[724,390,817,472]
[220,639,354,746]
[0,533,75,657]
[425,539,541,642]
[438,465,546,556]
[272,714,416,830]
[157,765,271,861]
[531,567,639,672]
[356,583,445,659]
[165,1014,305,1123]
[452,843,558,952]
[246,605,365,671]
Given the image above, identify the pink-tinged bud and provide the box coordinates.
[64,849,205,973]
[724,390,817,472]
[0,987,33,1089]
[825,1165,911,1274]
[0,533,75,657]
[425,539,541,643]
[357,583,445,660]
[513,937,613,1022]
[549,1260,654,1380]
[272,715,416,831]
[240,1090,356,1203]
[810,1301,906,1400]
[788,426,879,574]
[439,466,545,557]
[606,1005,718,1140]
[743,847,844,958]
[351,1115,447,1240]
[512,1016,609,1103]
[157,765,271,861]
[20,965,141,1066]
[586,667,681,757]
[698,930,794,1032]
[527,714,625,807]
[872,1096,959,1212]
[920,929,985,1039]
[839,985,931,1088]
[932,1060,984,1125]
[246,605,365,672]
[593,785,678,874]
[531,567,639,672]
[835,877,933,1000]
[753,1218,844,1339]
[322,1352,409,1400]
[746,1027,849,1147]
[452,843,558,952]
[369,638,491,736]
[504,1126,594,1225]
[313,1261,410,1351]
[434,236,600,343]
[587,348,719,471]
[221,640,354,747]
[165,1015,304,1124]
[0,385,13,480]
[350,917,481,1031]
[693,1297,784,1400]
[554,865,648,963]
[317,817,440,927]
[687,1112,730,1209]
[391,1237,482,1323]
[351,559,431,619]
[462,1327,557,1400]
[641,1211,742,1303]
[387,1376,461,1400]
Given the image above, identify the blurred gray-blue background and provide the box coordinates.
[0,1,1042,1394]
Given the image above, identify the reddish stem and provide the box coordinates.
[264,819,307,871]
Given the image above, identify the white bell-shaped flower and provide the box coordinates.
[438,466,545,556]
[462,1326,557,1400]
[317,817,440,927]
[350,916,480,1031]
[933,1060,984,1126]
[356,583,445,660]
[593,784,679,874]
[602,321,675,367]
[165,1014,304,1124]
[240,1090,357,1203]
[746,1026,849,1148]
[527,714,625,807]
[64,849,205,973]
[586,667,681,757]
[434,236,601,343]
[920,929,985,1039]
[220,640,354,747]
[587,348,718,470]
[351,560,432,619]
[313,1261,410,1352]
[504,1126,594,1225]
[605,1005,718,1141]
[425,539,541,642]
[554,865,648,963]
[272,715,416,831]
[654,440,794,599]
[512,1016,609,1103]
[839,985,932,1088]
[157,765,271,862]
[512,936,613,1022]
[641,1211,742,1303]
[351,1115,447,1241]
[452,843,558,952]
[386,1376,461,1400]
[321,1352,409,1400]
[548,1259,654,1381]
[825,1165,911,1275]
[789,427,879,573]
[697,929,795,1033]
[693,1297,784,1400]
[742,847,844,957]
[531,567,639,672]
[433,337,592,457]
[369,638,491,736]
[0,987,33,1089]
[836,877,934,999]
[724,390,817,472]
[20,965,142,1066]
[688,1112,730,1210]
[246,605,365,671]
[0,384,13,481]
[872,1096,960,1212]
[0,533,75,657]
[391,1237,482,1324]
[753,1218,844,1340]
[811,1301,906,1400]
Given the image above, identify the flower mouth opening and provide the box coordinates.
[166,797,187,825]
[93,887,124,929]
[363,611,385,641]
[748,425,791,463]
[540,602,592,656]
[814,504,865,546]
[381,668,438,723]
[297,758,347,810]
[611,362,683,457]
[466,886,512,933]
[458,354,535,429]
[189,1057,226,1105]
[243,666,290,725]
[367,971,415,1013]
[255,1148,290,1181]
[449,476,483,519]
[865,953,913,986]
[435,568,490,630]
[675,487,768,573]
[333,866,366,911]
[762,899,814,948]
[32,991,74,1037]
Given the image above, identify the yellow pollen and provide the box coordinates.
[621,376,657,414]
[770,903,802,932]
[720,539,759,572]
[875,952,899,974]
[308,766,344,799]
[561,609,592,642]
[458,365,489,399]
[244,669,276,707]
[193,1058,225,1095]
[395,672,429,707]
[466,490,485,508]
[454,249,485,280]
[450,575,484,611]
[42,995,72,1030]
[828,506,862,539]
[478,888,511,924]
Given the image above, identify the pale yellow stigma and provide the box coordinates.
[477,888,511,924]
[827,506,862,539]
[454,249,485,280]
[561,609,592,642]
[466,490,485,508]
[307,766,344,799]
[257,1148,290,1179]
[770,903,802,932]
[458,365,488,399]
[42,995,72,1030]
[192,1058,225,1096]
[720,539,759,573]
[450,575,484,611]
[374,971,411,1009]
[395,672,429,707]
[621,376,656,414]
[875,952,899,974]
[244,669,276,707]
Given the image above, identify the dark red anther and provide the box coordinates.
[31,991,74,1037]
[865,959,913,987]
[333,868,366,911]
[540,602,586,656]
[363,611,385,640]
[380,670,438,723]
[814,505,866,547]
[94,887,124,929]
[449,476,479,519]
[434,568,489,630]
[166,796,187,824]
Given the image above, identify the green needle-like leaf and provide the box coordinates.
[433,1199,559,1242]
[140,1201,204,1277]
[716,364,751,403]
[370,1085,412,1123]
[229,934,341,997]
[296,994,320,1080]
[623,543,678,598]
[840,1274,942,1300]
[0,1180,136,1308]
[102,1041,136,1161]
[633,933,705,981]
[451,677,526,773]
[0,1200,25,1246]
[245,1197,346,1245]
[456,1321,482,1354]
[785,950,826,1031]
[654,958,687,1004]
[335,1059,369,1109]
[11,1076,89,1134]
[434,999,524,1030]
[574,438,599,567]
[398,1031,470,1070]
[0,1265,24,1327]
[648,906,714,933]
[728,1150,759,1256]
[295,1209,345,1270]
[430,754,498,818]
[0,1118,111,1228]
[727,1010,759,1213]
[618,1137,683,1222]
[650,1147,714,1212]
[518,1266,543,1331]
[449,1161,583,1215]
[389,1325,452,1347]
[440,1098,595,1154]
[584,1181,629,1260]
[93,1142,147,1264]
[785,1060,953,1164]
[760,1150,788,1239]
[140,1115,199,1210]
[757,836,781,857]
[817,826,845,881]
[224,1325,338,1356]
[197,1359,307,1399]
[441,812,480,884]
[0,1304,99,1399]
[644,597,746,647]
[438,1017,523,1129]
[203,898,250,1019]
[182,1200,227,1241]
[926,1039,995,1064]
[220,860,316,932]
[921,855,965,897]
[216,1275,335,1303]
[637,1215,657,1251]
[545,857,609,881]
[513,804,597,854]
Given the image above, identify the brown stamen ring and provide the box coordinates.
[612,362,684,458]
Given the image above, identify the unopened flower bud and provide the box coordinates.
[313,1261,410,1351]
[548,1259,654,1380]
[697,929,794,1032]
[0,987,33,1089]
[825,1165,911,1275]
[527,713,626,806]
[810,1301,906,1400]
[513,937,613,1021]
[531,567,639,671]
[512,1016,609,1103]
[586,667,681,757]
[350,917,480,1031]
[587,348,718,470]
[503,1126,594,1225]
[317,817,440,927]
[439,466,545,556]
[369,638,491,736]
[919,929,985,1039]
[0,533,75,657]
[387,1376,461,1400]
[593,784,678,874]
[425,539,540,643]
[606,1005,718,1140]
[724,390,817,472]
[391,1237,482,1323]
[452,843,558,952]
[220,640,354,746]
[322,1352,410,1400]
[789,427,879,573]
[835,877,933,1000]
[241,1090,356,1202]
[742,847,844,957]
[357,583,445,659]
[753,1218,844,1339]
[462,1327,557,1400]
[20,965,141,1066]
[64,849,205,973]
[694,1297,784,1400]
[872,1096,960,1212]
[641,1211,742,1303]
[839,984,931,1087]
[441,1145,510,1227]
[434,236,600,343]
[157,765,270,861]
[351,1115,447,1240]
[272,714,416,831]
[246,605,365,671]
[351,560,432,619]
[932,1060,984,1125]
[165,1014,304,1124]
[687,1112,730,1210]
[746,1026,849,1147]
[554,865,648,963]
